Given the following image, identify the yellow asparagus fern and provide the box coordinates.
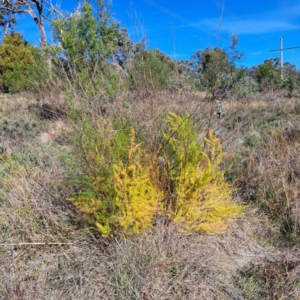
[162,112,243,234]
[69,111,243,236]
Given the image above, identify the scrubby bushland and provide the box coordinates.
[3,0,300,298]
[48,3,243,238]
[2,92,300,299]
[40,2,245,237]
[281,63,300,97]
[232,75,259,100]
[127,49,177,92]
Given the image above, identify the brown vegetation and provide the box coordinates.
[0,90,300,299]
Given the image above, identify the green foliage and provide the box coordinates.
[0,33,48,93]
[110,129,162,235]
[284,76,295,97]
[68,108,242,236]
[282,62,298,95]
[189,35,244,99]
[0,33,35,92]
[53,2,118,65]
[202,47,230,90]
[52,1,131,100]
[232,76,259,99]
[128,49,175,91]
[68,114,161,236]
[0,32,33,68]
[161,112,243,233]
[256,59,282,92]
[232,79,259,99]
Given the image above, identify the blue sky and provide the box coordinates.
[14,0,300,68]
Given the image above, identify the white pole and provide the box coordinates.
[280,37,283,80]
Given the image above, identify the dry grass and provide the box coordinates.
[1,92,300,299]
[223,96,300,243]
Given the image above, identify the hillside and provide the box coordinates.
[1,1,300,298]
[1,91,300,299]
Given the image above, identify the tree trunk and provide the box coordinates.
[25,2,52,71]
[25,1,46,48]
[36,17,47,48]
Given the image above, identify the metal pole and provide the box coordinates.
[280,37,283,79]
[270,44,300,75]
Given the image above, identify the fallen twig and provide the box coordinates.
[0,242,73,246]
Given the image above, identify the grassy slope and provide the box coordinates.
[0,92,300,299]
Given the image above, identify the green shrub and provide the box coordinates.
[0,33,34,92]
[68,110,243,236]
[68,115,161,236]
[128,49,175,91]
[0,33,48,93]
[188,35,244,100]
[161,112,243,233]
[233,77,259,99]
[256,59,282,92]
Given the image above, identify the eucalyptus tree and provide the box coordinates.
[256,59,282,93]
[189,35,244,101]
[0,4,17,34]
[0,0,82,47]
[51,0,134,101]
